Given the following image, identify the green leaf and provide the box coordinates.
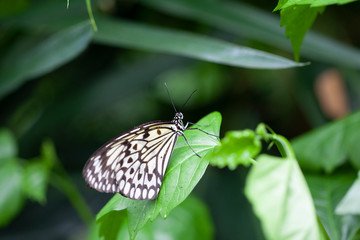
[96,194,157,240]
[156,111,221,218]
[40,139,58,169]
[3,0,87,31]
[140,196,213,240]
[305,172,360,240]
[245,154,325,240]
[96,112,221,239]
[292,111,360,173]
[0,128,17,162]
[88,210,128,240]
[140,0,360,69]
[21,140,57,203]
[93,17,305,69]
[208,130,260,169]
[275,0,357,9]
[97,211,127,240]
[279,5,325,61]
[7,0,360,69]
[92,196,213,240]
[0,158,24,227]
[22,160,49,204]
[0,21,92,99]
[336,171,360,215]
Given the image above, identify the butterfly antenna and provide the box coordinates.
[164,83,177,113]
[180,89,197,112]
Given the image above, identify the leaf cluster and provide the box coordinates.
[0,130,55,227]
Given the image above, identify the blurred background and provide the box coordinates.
[1,0,360,239]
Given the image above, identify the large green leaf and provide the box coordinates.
[305,172,360,240]
[93,17,305,69]
[292,111,360,173]
[0,21,92,99]
[245,155,325,240]
[2,0,86,30]
[91,196,213,240]
[96,112,221,239]
[141,0,360,68]
[156,111,221,217]
[6,0,360,68]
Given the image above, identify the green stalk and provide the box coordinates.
[85,0,98,31]
[50,169,94,226]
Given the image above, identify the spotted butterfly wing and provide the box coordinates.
[82,113,185,200]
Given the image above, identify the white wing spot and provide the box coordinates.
[148,189,155,199]
[142,188,148,199]
[107,147,122,166]
[106,145,117,157]
[124,182,131,194]
[135,188,141,199]
[94,164,101,174]
[93,156,101,166]
[103,170,108,179]
[130,188,135,198]
[120,179,125,189]
[115,164,120,172]
[116,170,124,181]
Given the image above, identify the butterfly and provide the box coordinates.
[82,86,216,200]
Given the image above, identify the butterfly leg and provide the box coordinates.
[179,131,201,158]
[187,122,210,127]
[185,125,219,138]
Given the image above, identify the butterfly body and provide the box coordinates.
[83,112,186,200]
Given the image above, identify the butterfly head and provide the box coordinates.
[172,112,185,130]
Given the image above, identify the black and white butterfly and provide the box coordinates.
[82,86,216,200]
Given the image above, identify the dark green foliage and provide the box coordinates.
[1,0,360,239]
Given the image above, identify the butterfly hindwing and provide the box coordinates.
[82,121,179,200]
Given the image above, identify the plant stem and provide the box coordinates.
[51,170,94,226]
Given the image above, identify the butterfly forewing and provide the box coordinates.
[82,121,180,200]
